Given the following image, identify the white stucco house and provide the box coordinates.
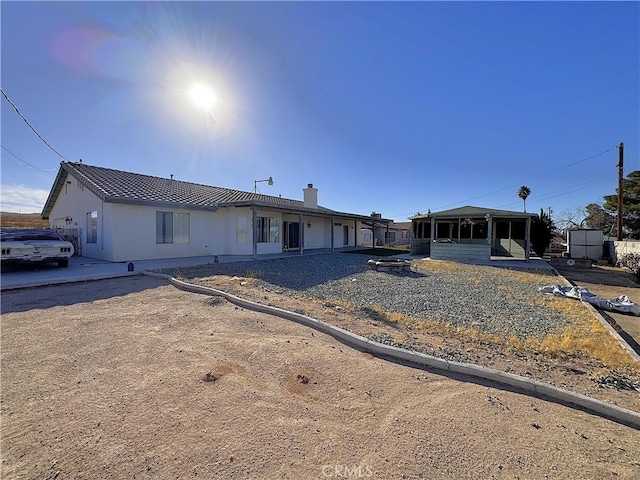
[41,162,391,262]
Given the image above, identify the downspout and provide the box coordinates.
[252,207,257,259]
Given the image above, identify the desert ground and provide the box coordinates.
[2,274,639,479]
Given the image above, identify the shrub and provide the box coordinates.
[531,209,555,257]
[617,253,640,280]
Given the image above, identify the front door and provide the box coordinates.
[283,221,300,250]
[343,225,349,246]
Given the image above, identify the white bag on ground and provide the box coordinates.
[538,285,640,316]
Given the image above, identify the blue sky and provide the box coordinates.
[1,1,638,222]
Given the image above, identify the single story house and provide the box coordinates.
[41,162,391,262]
[361,219,412,247]
[410,206,535,262]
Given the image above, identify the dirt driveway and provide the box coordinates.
[550,259,640,355]
[2,275,640,479]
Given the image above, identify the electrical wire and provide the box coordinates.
[1,145,58,173]
[386,145,620,219]
[431,146,617,212]
[496,178,612,210]
[0,87,70,162]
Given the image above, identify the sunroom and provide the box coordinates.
[410,206,534,262]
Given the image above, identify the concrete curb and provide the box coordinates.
[145,271,640,430]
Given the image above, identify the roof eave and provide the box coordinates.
[40,166,68,220]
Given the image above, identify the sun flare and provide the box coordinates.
[188,82,217,111]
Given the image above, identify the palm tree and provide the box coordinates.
[518,186,531,213]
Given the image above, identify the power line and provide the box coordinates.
[0,145,58,173]
[431,146,617,211]
[496,178,611,209]
[0,87,70,162]
[386,145,619,219]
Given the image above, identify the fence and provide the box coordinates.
[606,240,640,265]
[54,226,82,256]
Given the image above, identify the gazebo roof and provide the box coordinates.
[410,205,535,220]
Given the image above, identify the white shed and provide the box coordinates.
[567,229,603,260]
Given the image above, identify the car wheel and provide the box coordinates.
[57,259,69,268]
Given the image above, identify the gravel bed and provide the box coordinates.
[174,253,568,340]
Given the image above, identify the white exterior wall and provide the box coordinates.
[47,172,366,261]
[48,176,258,261]
[229,207,254,256]
[332,218,358,248]
[111,205,264,261]
[48,177,111,260]
[255,209,283,255]
[109,204,220,261]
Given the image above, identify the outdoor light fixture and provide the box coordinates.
[254,176,274,193]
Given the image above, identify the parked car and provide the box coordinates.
[1,229,74,268]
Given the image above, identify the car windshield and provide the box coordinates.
[0,229,63,242]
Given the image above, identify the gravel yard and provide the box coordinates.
[176,253,566,340]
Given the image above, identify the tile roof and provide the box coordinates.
[410,205,535,220]
[62,162,306,209]
[42,163,387,223]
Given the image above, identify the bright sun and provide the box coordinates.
[188,82,217,111]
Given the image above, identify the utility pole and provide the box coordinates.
[617,142,624,241]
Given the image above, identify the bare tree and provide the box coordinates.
[555,206,587,232]
[518,186,531,213]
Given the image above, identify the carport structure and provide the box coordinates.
[410,206,534,262]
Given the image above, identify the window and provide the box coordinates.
[236,216,247,244]
[257,216,280,243]
[86,211,97,243]
[156,211,190,244]
[174,212,190,244]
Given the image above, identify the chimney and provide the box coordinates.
[303,183,318,209]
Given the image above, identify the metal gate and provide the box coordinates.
[55,226,82,256]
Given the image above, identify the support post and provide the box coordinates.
[525,216,531,261]
[252,208,257,259]
[617,142,624,241]
[299,214,304,255]
[330,216,334,252]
